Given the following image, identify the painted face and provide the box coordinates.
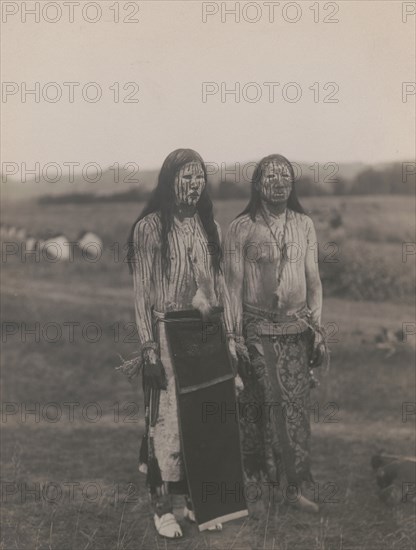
[174,162,206,206]
[258,160,293,204]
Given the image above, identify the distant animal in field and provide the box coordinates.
[5,225,17,237]
[374,327,403,357]
[15,228,27,240]
[77,231,103,259]
[329,209,343,229]
[25,237,38,252]
[38,234,72,261]
[0,225,27,241]
[372,452,416,504]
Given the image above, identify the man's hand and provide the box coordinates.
[310,330,326,369]
[227,337,238,373]
[227,337,245,394]
[234,338,251,380]
[142,347,167,390]
[234,374,244,395]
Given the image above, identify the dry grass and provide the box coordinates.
[1,196,415,549]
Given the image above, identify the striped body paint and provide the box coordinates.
[131,212,233,344]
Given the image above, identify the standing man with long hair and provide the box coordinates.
[224,154,327,514]
[123,149,247,538]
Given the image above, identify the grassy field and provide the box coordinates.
[1,195,415,549]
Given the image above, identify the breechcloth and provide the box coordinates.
[239,303,314,489]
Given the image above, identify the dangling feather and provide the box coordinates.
[139,390,150,474]
[192,287,212,316]
[138,435,148,474]
[147,451,163,490]
[191,273,216,317]
[115,351,142,381]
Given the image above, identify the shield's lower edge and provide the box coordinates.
[198,509,249,532]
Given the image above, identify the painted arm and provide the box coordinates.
[214,222,234,338]
[132,218,156,345]
[132,217,166,390]
[305,217,323,325]
[224,219,245,339]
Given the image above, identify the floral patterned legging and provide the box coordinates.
[238,317,314,490]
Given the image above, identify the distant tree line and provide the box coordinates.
[340,164,414,195]
[216,162,415,198]
[39,188,151,204]
[38,162,414,204]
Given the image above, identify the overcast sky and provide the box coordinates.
[2,0,415,171]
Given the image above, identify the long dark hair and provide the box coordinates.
[127,148,221,276]
[238,154,305,220]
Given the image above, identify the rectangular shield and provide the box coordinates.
[163,308,248,531]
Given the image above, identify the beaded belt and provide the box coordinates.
[243,303,310,336]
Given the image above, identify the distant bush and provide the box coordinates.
[350,164,415,195]
[39,192,96,204]
[320,241,414,301]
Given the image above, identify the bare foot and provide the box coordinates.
[291,495,320,514]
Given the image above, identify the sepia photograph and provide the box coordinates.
[1,1,415,548]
